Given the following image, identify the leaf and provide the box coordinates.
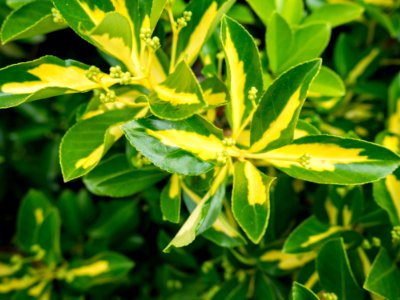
[283,216,344,253]
[308,66,346,98]
[1,1,67,43]
[201,76,229,107]
[0,55,115,108]
[149,60,205,120]
[246,0,303,25]
[250,59,321,153]
[291,282,318,300]
[175,0,235,67]
[65,252,134,291]
[122,115,224,175]
[0,276,38,294]
[60,108,144,182]
[164,167,227,251]
[258,135,400,185]
[268,21,330,74]
[182,184,246,248]
[150,0,167,30]
[83,154,167,197]
[260,250,316,271]
[364,248,400,299]
[161,174,181,223]
[316,238,364,300]
[16,190,62,265]
[266,13,293,76]
[232,161,275,243]
[221,15,263,136]
[303,3,364,28]
[388,72,400,135]
[294,119,321,139]
[373,168,400,225]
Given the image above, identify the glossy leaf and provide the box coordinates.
[246,0,303,25]
[373,168,400,225]
[316,238,364,300]
[267,13,293,76]
[182,184,246,248]
[364,248,400,299]
[164,168,227,251]
[308,66,346,98]
[267,20,330,74]
[83,154,167,197]
[0,55,116,108]
[122,115,224,175]
[149,60,205,120]
[304,3,364,28]
[291,282,318,300]
[221,15,263,136]
[1,1,66,43]
[65,252,134,291]
[250,59,321,153]
[259,135,400,185]
[160,174,181,223]
[60,108,144,182]
[175,0,235,67]
[232,161,275,243]
[283,216,345,253]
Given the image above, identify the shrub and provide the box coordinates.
[0,0,399,299]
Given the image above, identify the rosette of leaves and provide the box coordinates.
[1,0,400,298]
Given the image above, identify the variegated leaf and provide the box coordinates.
[201,77,229,107]
[232,161,275,243]
[160,174,182,223]
[182,182,246,248]
[122,115,224,175]
[164,167,227,251]
[257,135,400,185]
[1,0,67,43]
[0,55,116,108]
[60,108,145,182]
[149,60,205,120]
[388,72,400,135]
[175,0,235,67]
[283,216,345,254]
[260,249,316,271]
[221,15,263,136]
[250,59,321,153]
[65,252,134,291]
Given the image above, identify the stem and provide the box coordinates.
[167,6,180,73]
[304,271,319,289]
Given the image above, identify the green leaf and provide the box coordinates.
[161,174,181,223]
[266,13,293,76]
[175,0,235,67]
[88,199,137,241]
[303,3,364,28]
[283,216,345,253]
[1,1,67,43]
[308,66,346,98]
[232,161,275,244]
[250,59,321,153]
[83,154,167,197]
[221,15,263,136]
[16,190,62,266]
[0,55,115,108]
[257,135,400,185]
[65,252,134,291]
[294,119,321,140]
[150,0,167,30]
[388,72,400,135]
[60,108,144,182]
[182,184,246,248]
[267,21,330,74]
[122,115,224,175]
[5,0,33,9]
[364,248,400,299]
[316,238,364,300]
[164,168,227,251]
[291,282,318,300]
[246,0,303,25]
[149,60,205,120]
[373,168,400,225]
